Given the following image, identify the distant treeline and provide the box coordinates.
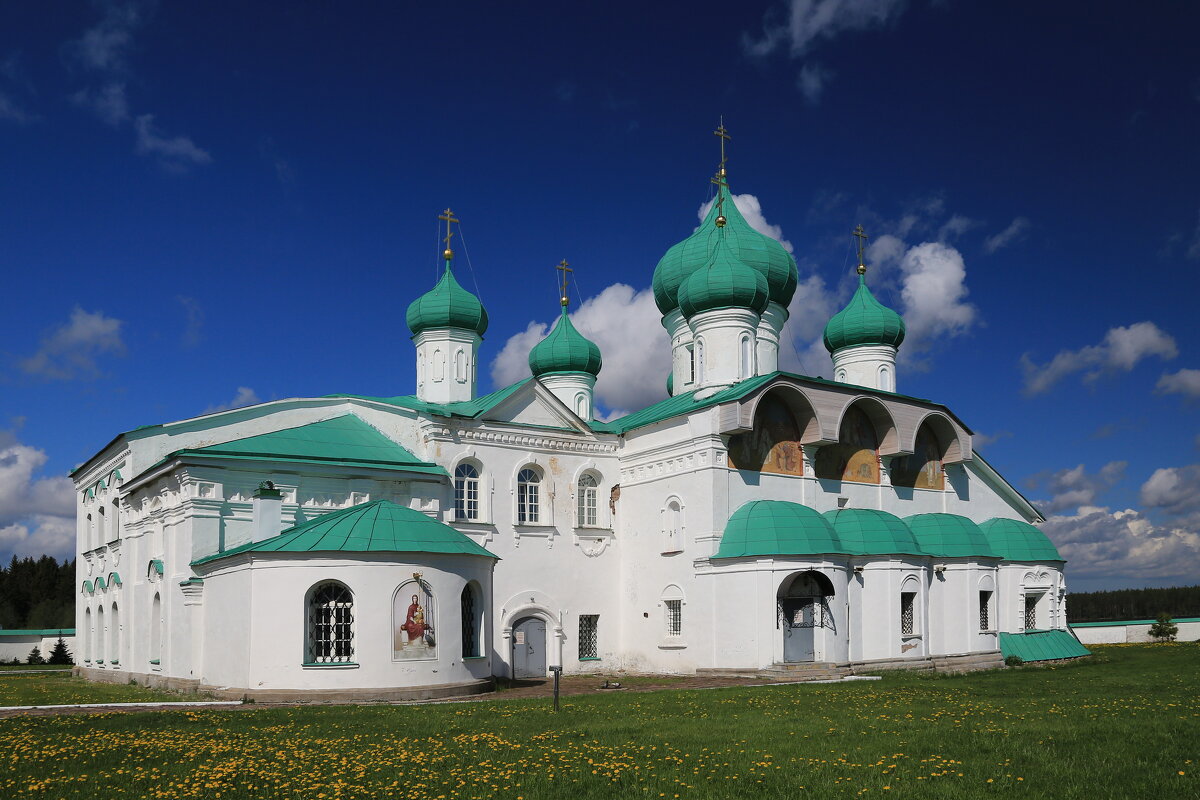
[1069,585,1200,622]
[0,556,75,630]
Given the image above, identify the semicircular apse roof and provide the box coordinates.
[823,508,923,556]
[715,500,843,558]
[904,513,1000,559]
[979,518,1063,562]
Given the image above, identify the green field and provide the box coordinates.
[0,671,187,707]
[2,645,1196,799]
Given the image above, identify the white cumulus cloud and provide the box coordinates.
[203,387,262,415]
[20,307,126,380]
[0,432,76,562]
[698,193,794,254]
[1157,368,1200,398]
[1027,461,1126,514]
[1041,506,1200,586]
[1020,321,1178,396]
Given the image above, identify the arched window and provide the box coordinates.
[460,583,482,658]
[84,607,92,663]
[878,364,893,392]
[891,424,944,490]
[306,582,354,664]
[111,499,120,543]
[110,603,120,664]
[575,392,589,420]
[454,348,466,382]
[96,605,105,664]
[687,345,696,385]
[813,405,881,484]
[728,393,805,476]
[517,468,541,524]
[417,352,425,385]
[577,474,598,527]
[978,576,995,632]
[836,368,847,382]
[432,348,445,382]
[150,593,162,664]
[86,513,93,550]
[454,463,481,521]
[740,334,753,379]
[97,506,106,545]
[662,498,683,554]
[695,338,706,384]
[661,585,685,638]
[900,577,919,636]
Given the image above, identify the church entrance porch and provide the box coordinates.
[511,616,547,678]
[778,571,836,663]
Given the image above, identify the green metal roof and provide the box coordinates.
[148,559,164,577]
[193,499,497,565]
[93,576,106,591]
[999,630,1090,662]
[979,518,1063,562]
[405,261,489,336]
[170,415,447,477]
[0,628,75,637]
[823,508,924,556]
[1070,617,1200,628]
[329,379,531,422]
[715,500,844,558]
[107,572,122,586]
[528,306,603,377]
[652,179,797,314]
[678,237,770,318]
[904,513,1001,559]
[81,580,93,593]
[823,274,906,353]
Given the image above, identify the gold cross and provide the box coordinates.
[713,116,731,169]
[556,259,573,307]
[711,169,729,226]
[438,208,459,259]
[853,224,869,274]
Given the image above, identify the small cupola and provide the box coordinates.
[528,260,603,420]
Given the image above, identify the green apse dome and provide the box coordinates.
[822,274,905,353]
[823,508,924,557]
[715,500,844,558]
[677,238,770,319]
[904,513,1000,559]
[405,264,489,337]
[528,306,603,377]
[652,181,798,315]
[979,518,1064,562]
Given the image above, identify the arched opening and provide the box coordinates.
[662,497,684,554]
[393,580,435,660]
[879,364,893,392]
[695,338,706,384]
[511,615,547,678]
[516,466,543,525]
[96,605,105,664]
[306,581,355,665]
[150,593,162,664]
[899,576,919,636]
[417,351,425,386]
[891,423,945,490]
[110,602,120,664]
[432,348,445,382]
[460,582,483,658]
[728,392,806,475]
[978,575,996,633]
[454,462,481,522]
[740,334,753,379]
[814,405,881,483]
[455,348,466,382]
[777,571,836,663]
[83,607,92,663]
[577,473,599,527]
[574,392,589,420]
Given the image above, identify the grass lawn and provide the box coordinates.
[2,644,1196,799]
[0,664,73,672]
[0,672,189,707]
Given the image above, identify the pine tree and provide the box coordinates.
[1148,612,1178,642]
[26,646,45,665]
[48,636,73,665]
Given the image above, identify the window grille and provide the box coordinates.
[307,582,354,663]
[900,591,916,635]
[1024,595,1038,630]
[578,614,599,659]
[665,599,682,637]
[454,463,480,521]
[979,590,992,631]
[460,585,478,658]
[577,475,598,527]
[517,468,540,524]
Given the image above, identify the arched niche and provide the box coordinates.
[813,403,882,484]
[906,411,969,464]
[891,423,945,490]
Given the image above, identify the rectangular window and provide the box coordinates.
[517,482,539,524]
[1024,595,1039,630]
[900,591,916,635]
[979,590,992,631]
[578,614,599,660]
[455,479,478,521]
[665,599,682,637]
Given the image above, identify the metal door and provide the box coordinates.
[782,597,817,662]
[511,617,546,678]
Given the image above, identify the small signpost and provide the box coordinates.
[548,665,562,712]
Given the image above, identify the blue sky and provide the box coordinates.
[2,1,1199,591]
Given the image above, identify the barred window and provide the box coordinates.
[1024,594,1039,630]
[517,468,540,524]
[578,614,599,660]
[900,591,916,636]
[577,474,598,527]
[307,582,354,664]
[455,463,480,521]
[665,599,682,637]
[979,590,992,631]
[461,584,479,658]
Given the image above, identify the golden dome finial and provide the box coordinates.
[853,224,869,275]
[711,117,731,228]
[438,208,460,262]
[556,259,573,307]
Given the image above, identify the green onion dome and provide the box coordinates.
[823,508,924,557]
[904,513,1000,559]
[677,237,770,319]
[652,183,798,315]
[979,518,1063,562]
[405,264,489,336]
[715,500,843,558]
[822,274,905,353]
[528,306,602,378]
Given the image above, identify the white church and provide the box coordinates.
[72,144,1082,700]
